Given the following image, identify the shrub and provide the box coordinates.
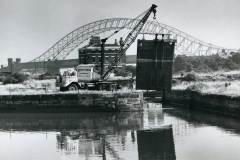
[39,72,52,80]
[3,76,18,84]
[0,75,6,82]
[186,83,207,92]
[114,66,136,77]
[180,72,200,81]
[114,67,128,77]
[173,53,240,73]
[3,73,29,84]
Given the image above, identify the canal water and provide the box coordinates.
[1,103,240,160]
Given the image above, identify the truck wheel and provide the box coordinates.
[68,83,78,91]
[110,84,117,91]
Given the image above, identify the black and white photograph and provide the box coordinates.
[0,0,240,160]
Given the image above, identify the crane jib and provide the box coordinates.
[103,4,158,79]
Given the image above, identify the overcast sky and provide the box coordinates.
[0,0,240,65]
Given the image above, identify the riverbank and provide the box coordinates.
[164,89,240,118]
[172,70,240,97]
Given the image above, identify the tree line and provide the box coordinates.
[173,52,240,73]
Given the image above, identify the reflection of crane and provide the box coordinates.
[105,141,122,160]
[58,4,157,91]
[56,131,127,160]
[101,136,122,160]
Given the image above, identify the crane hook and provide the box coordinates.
[153,11,156,19]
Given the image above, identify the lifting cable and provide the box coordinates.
[81,8,150,49]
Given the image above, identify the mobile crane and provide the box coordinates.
[58,4,157,91]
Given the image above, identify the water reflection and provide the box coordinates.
[144,103,164,128]
[163,106,240,135]
[137,126,176,160]
[0,112,143,131]
[1,104,240,160]
[0,112,144,160]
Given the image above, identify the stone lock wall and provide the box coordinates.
[164,90,240,118]
[0,91,143,112]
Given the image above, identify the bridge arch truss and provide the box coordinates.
[31,18,238,62]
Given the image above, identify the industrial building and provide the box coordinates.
[79,36,126,65]
[0,58,79,75]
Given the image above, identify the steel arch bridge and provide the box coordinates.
[31,18,238,62]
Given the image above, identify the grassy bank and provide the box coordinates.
[173,70,240,97]
[0,79,57,95]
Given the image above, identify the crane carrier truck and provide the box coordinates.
[57,4,157,91]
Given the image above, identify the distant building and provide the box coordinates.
[0,58,79,75]
[78,36,126,65]
[0,58,22,74]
